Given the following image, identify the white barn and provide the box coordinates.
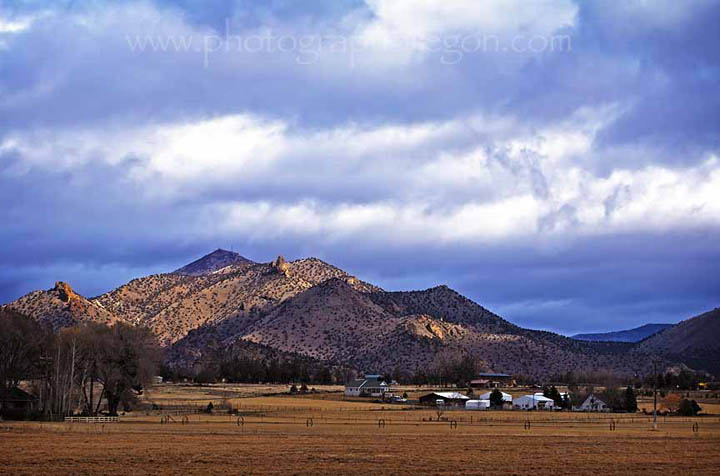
[513,394,555,410]
[478,391,512,403]
[465,399,491,410]
[577,394,609,412]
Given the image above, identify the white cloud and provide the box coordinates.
[362,0,577,38]
[357,0,577,62]
[3,108,719,245]
[0,15,35,34]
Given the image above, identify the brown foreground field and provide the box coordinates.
[2,388,719,475]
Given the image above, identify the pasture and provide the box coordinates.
[1,385,719,475]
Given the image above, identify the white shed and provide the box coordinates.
[513,394,555,410]
[478,391,512,403]
[465,399,491,410]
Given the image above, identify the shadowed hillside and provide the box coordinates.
[573,324,672,343]
[633,308,720,376]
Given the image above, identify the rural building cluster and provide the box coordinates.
[345,374,612,412]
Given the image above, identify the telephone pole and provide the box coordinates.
[652,360,658,430]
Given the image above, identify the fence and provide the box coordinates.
[64,416,119,423]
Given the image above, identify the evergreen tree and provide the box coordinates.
[542,386,551,398]
[489,388,505,408]
[623,386,638,413]
[548,386,563,407]
[678,399,701,416]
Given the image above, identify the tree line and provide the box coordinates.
[166,339,357,385]
[0,309,161,419]
[549,368,709,390]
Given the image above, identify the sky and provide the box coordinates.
[1,0,718,335]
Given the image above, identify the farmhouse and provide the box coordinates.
[513,394,555,410]
[344,374,390,397]
[577,394,610,412]
[469,373,514,388]
[419,392,470,406]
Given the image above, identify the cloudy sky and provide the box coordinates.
[1,0,718,334]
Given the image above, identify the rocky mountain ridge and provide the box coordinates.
[3,250,718,378]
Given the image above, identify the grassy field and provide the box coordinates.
[2,385,719,475]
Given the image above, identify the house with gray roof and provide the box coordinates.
[344,375,390,397]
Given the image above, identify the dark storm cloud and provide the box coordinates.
[0,0,718,334]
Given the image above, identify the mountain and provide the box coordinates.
[92,255,377,346]
[3,250,716,378]
[173,249,254,276]
[4,281,117,330]
[169,275,653,378]
[633,308,720,376]
[572,323,673,343]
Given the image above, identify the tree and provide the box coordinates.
[662,393,681,412]
[601,387,623,412]
[548,386,563,408]
[489,388,505,408]
[429,349,476,387]
[677,399,701,416]
[0,309,52,390]
[92,323,161,416]
[624,386,638,413]
[58,324,108,416]
[314,365,332,384]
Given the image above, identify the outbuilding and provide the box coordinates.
[0,387,37,419]
[469,373,514,388]
[513,394,555,410]
[465,399,491,410]
[419,392,470,406]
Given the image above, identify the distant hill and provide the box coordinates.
[4,250,716,378]
[572,323,673,343]
[633,308,720,376]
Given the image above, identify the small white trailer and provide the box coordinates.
[465,399,491,410]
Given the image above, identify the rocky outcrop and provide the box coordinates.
[4,281,117,330]
[270,255,291,277]
[54,281,75,302]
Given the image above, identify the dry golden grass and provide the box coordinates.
[144,383,344,408]
[2,386,719,475]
